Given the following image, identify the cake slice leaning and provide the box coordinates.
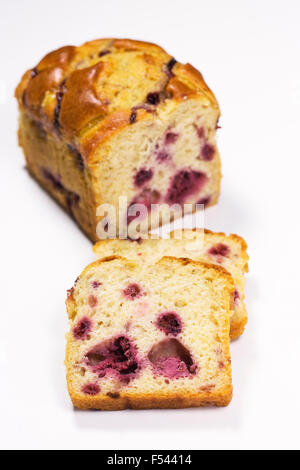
[93,229,249,340]
[65,256,234,410]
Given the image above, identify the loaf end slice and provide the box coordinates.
[93,228,249,340]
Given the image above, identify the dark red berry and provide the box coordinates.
[86,335,140,381]
[208,243,230,257]
[146,92,160,105]
[129,111,137,124]
[157,312,182,336]
[165,132,178,145]
[134,168,153,187]
[92,281,102,289]
[82,383,100,395]
[73,317,92,340]
[166,170,208,204]
[98,50,110,57]
[200,143,215,161]
[123,283,143,300]
[31,68,38,77]
[156,150,170,162]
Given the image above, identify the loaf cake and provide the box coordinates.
[16,38,221,241]
[93,229,249,340]
[65,256,233,409]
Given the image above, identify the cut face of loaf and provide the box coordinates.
[65,256,233,410]
[93,229,249,340]
[16,38,221,241]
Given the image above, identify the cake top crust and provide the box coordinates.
[15,38,219,157]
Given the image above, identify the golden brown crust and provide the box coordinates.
[80,110,136,160]
[15,46,76,124]
[15,38,220,162]
[68,387,233,410]
[177,63,219,108]
[113,38,167,53]
[230,316,247,341]
[59,62,109,137]
[166,77,196,100]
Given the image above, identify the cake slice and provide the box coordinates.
[65,256,234,410]
[93,229,249,340]
[16,38,221,241]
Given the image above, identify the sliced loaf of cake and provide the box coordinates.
[93,229,249,340]
[65,256,234,410]
[16,39,221,240]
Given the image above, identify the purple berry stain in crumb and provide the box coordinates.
[66,191,80,213]
[82,383,100,395]
[165,169,208,205]
[157,312,182,336]
[91,280,102,289]
[197,195,211,207]
[129,111,137,124]
[196,126,205,139]
[67,286,74,300]
[233,289,240,305]
[127,189,161,224]
[200,143,215,161]
[148,338,197,379]
[208,243,230,258]
[73,317,92,340]
[165,132,178,145]
[134,168,153,187]
[67,144,85,170]
[53,91,64,131]
[88,294,98,308]
[156,150,170,162]
[123,283,143,300]
[41,168,64,192]
[85,335,140,381]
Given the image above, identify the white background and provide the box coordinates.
[0,0,299,450]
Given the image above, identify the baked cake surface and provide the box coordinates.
[65,256,233,410]
[93,229,249,340]
[16,38,221,240]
